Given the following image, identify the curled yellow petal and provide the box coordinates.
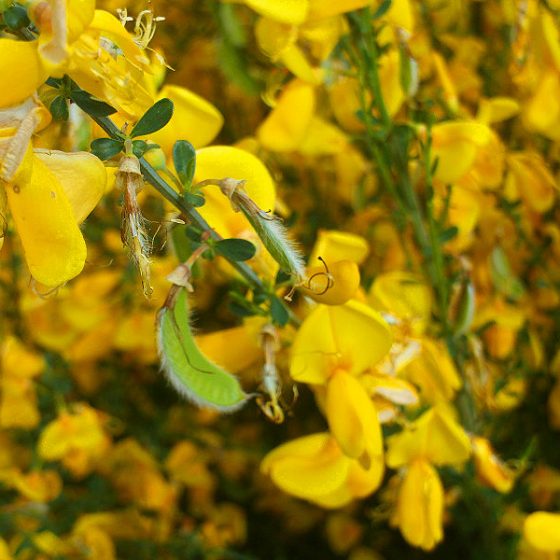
[34,150,107,223]
[6,155,87,286]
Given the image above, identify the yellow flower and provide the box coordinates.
[38,403,111,478]
[257,79,316,152]
[524,512,560,552]
[472,436,515,494]
[429,121,492,184]
[393,458,444,551]
[261,433,384,508]
[0,336,44,429]
[300,259,361,305]
[386,406,471,467]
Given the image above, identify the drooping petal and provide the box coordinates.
[396,459,444,551]
[6,154,87,286]
[326,370,383,464]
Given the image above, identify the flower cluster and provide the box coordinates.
[2,0,560,559]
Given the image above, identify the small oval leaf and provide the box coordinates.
[173,140,197,187]
[270,295,289,327]
[215,238,256,261]
[131,98,174,138]
[71,89,116,117]
[90,137,124,160]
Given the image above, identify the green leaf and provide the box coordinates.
[132,139,148,158]
[131,98,174,138]
[3,4,30,29]
[270,295,289,327]
[372,0,392,20]
[490,246,525,301]
[440,226,459,243]
[157,288,250,411]
[50,96,69,121]
[172,140,196,188]
[184,192,205,207]
[215,238,256,261]
[70,89,116,117]
[90,137,124,160]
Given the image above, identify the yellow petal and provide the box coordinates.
[0,40,47,107]
[261,433,349,499]
[477,97,520,124]
[431,121,492,184]
[257,80,315,152]
[255,17,297,59]
[369,271,432,334]
[299,117,348,155]
[290,301,392,384]
[472,437,515,494]
[307,0,374,20]
[6,155,87,286]
[196,320,264,374]
[149,85,224,154]
[242,0,309,25]
[397,459,444,551]
[1,336,44,378]
[326,370,383,463]
[194,146,276,239]
[387,406,471,467]
[34,150,107,223]
[300,259,360,305]
[309,229,369,265]
[524,512,560,552]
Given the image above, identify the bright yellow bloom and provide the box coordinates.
[261,433,384,508]
[393,458,444,551]
[38,403,111,478]
[524,512,560,552]
[472,436,515,494]
[386,406,471,467]
[0,336,44,428]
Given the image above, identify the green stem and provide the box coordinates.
[91,114,300,326]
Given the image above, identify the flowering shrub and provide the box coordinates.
[2,1,560,559]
